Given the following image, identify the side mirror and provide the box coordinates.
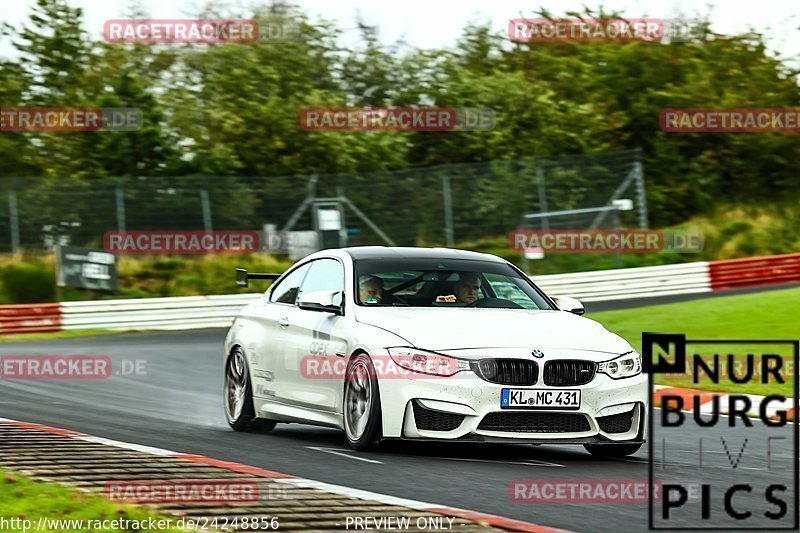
[298,290,344,315]
[551,295,585,316]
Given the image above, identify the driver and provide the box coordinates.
[359,276,384,304]
[453,272,481,304]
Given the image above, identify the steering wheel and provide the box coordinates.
[468,297,524,309]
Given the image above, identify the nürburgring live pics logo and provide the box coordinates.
[644,332,799,530]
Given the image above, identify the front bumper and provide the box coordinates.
[375,351,647,443]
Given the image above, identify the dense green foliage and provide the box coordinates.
[0,0,798,302]
[1,0,798,238]
[0,260,55,303]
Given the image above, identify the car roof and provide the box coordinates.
[341,246,506,263]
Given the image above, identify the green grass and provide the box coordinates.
[591,287,800,396]
[0,470,186,532]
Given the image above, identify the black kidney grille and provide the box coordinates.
[543,360,596,386]
[472,359,538,385]
[597,408,635,433]
[478,412,590,433]
[412,401,466,432]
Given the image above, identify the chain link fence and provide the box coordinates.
[0,149,646,253]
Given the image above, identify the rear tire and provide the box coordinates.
[584,443,642,458]
[224,348,276,433]
[343,353,382,451]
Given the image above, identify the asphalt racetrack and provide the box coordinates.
[2,289,797,532]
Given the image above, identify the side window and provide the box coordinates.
[298,259,345,299]
[270,263,311,304]
[484,273,539,309]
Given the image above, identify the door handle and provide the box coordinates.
[278,317,290,328]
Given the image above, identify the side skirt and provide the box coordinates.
[254,397,344,430]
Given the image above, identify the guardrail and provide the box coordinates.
[0,303,62,334]
[60,294,261,331]
[532,262,711,302]
[709,252,800,291]
[1,252,798,335]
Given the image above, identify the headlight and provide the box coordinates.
[387,348,471,377]
[597,351,642,379]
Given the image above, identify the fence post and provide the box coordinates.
[115,181,126,232]
[283,174,318,232]
[200,188,213,232]
[442,168,454,247]
[613,209,622,268]
[536,162,549,230]
[634,149,649,229]
[8,180,20,254]
[336,185,348,247]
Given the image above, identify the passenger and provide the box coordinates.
[359,276,384,304]
[453,272,482,304]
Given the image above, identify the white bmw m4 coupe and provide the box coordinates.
[224,247,647,455]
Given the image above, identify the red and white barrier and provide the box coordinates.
[709,252,800,290]
[0,303,62,334]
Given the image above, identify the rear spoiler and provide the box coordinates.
[236,268,282,288]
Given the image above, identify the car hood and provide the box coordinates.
[354,307,631,354]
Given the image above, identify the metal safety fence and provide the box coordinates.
[0,149,646,253]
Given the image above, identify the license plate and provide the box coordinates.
[501,388,581,409]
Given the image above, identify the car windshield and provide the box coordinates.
[354,258,552,310]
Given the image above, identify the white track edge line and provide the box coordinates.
[275,478,434,510]
[75,434,178,456]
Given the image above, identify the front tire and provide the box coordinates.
[343,353,382,451]
[224,348,276,432]
[584,442,642,458]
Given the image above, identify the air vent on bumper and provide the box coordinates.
[477,412,591,433]
[597,407,635,433]
[412,401,466,432]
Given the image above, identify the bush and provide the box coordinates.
[0,262,56,303]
